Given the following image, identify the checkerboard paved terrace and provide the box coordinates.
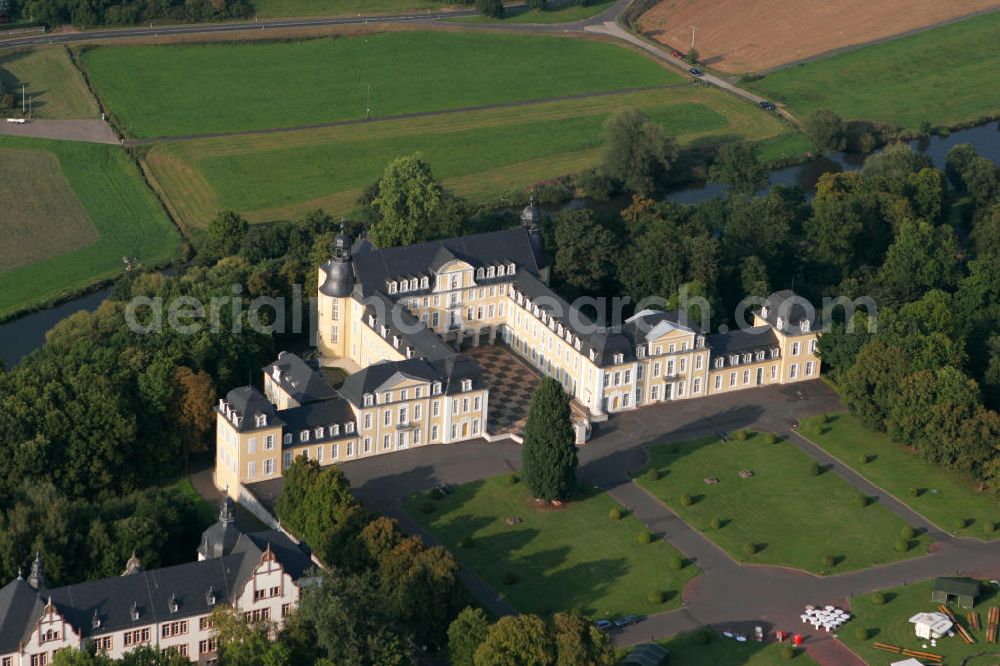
[467,344,589,438]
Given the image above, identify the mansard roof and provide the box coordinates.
[264,352,338,405]
[339,354,483,406]
[351,227,543,299]
[360,291,455,362]
[279,397,357,444]
[220,386,284,433]
[759,289,816,335]
[0,531,311,650]
[706,326,779,356]
[624,310,700,346]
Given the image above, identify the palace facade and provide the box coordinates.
[0,498,312,666]
[213,201,821,496]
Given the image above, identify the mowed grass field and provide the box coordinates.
[652,632,817,665]
[838,578,999,665]
[0,137,181,320]
[636,434,934,574]
[800,413,1000,539]
[0,47,99,119]
[403,476,699,617]
[748,10,1000,130]
[145,85,798,231]
[81,32,682,137]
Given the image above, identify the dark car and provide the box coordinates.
[623,614,640,625]
[759,101,776,111]
[671,49,685,59]
[688,67,705,77]
[595,620,613,631]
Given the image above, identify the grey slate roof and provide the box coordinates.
[264,352,338,405]
[338,355,484,407]
[279,397,357,446]
[350,228,543,300]
[706,326,779,356]
[219,386,284,433]
[760,289,816,335]
[360,291,455,361]
[0,531,311,649]
[932,577,979,597]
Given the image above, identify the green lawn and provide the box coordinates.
[451,0,614,23]
[0,137,181,320]
[747,11,1000,130]
[0,46,99,119]
[636,434,934,574]
[81,32,682,138]
[839,578,1000,665]
[799,413,1000,540]
[144,86,799,231]
[250,0,444,17]
[403,475,699,617]
[649,631,818,665]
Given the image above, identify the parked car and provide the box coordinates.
[595,620,613,631]
[759,101,776,111]
[623,614,640,625]
[671,50,685,59]
[688,68,705,77]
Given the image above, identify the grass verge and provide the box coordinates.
[636,433,934,574]
[403,475,699,617]
[799,413,999,540]
[0,46,99,119]
[646,630,818,665]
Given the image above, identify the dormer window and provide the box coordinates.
[131,603,140,622]
[575,339,582,351]
[410,278,418,291]
[421,276,429,289]
[92,612,102,630]
[730,355,739,366]
[255,414,267,427]
[206,588,216,606]
[802,319,812,332]
[636,346,645,358]
[715,357,724,369]
[487,266,495,278]
[462,379,473,392]
[300,430,309,443]
[756,350,765,361]
[433,382,442,395]
[363,394,373,407]
[743,353,752,363]
[761,305,770,319]
[696,336,705,348]
[771,348,780,358]
[476,267,484,280]
[509,263,516,274]
[776,316,784,330]
[331,424,340,436]
[613,353,624,364]
[169,594,179,613]
[388,281,398,294]
[283,433,292,445]
[315,427,324,439]
[345,422,355,433]
[497,265,506,276]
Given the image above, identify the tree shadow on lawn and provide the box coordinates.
[506,547,631,616]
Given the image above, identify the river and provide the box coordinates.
[1,121,998,367]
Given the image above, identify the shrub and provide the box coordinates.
[734,429,749,442]
[910,487,922,497]
[646,468,661,481]
[502,572,519,585]
[709,516,722,530]
[429,487,444,500]
[821,554,835,567]
[609,507,622,521]
[506,474,519,485]
[638,531,653,545]
[684,48,699,64]
[691,628,713,645]
[820,414,831,424]
[763,432,777,445]
[894,539,910,553]
[985,521,996,534]
[808,461,821,476]
[870,592,886,605]
[459,536,474,549]
[900,525,916,540]
[955,518,968,531]
[856,493,870,508]
[854,627,869,641]
[420,500,435,514]
[858,453,869,465]
[679,493,693,507]
[781,646,795,660]
[668,555,683,571]
[743,542,757,556]
[475,0,504,17]
[647,590,664,604]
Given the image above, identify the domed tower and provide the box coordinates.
[197,494,242,561]
[320,225,354,299]
[27,553,45,590]
[521,195,550,283]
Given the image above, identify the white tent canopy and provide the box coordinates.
[908,612,953,640]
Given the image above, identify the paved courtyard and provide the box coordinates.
[466,344,541,437]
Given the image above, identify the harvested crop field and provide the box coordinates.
[638,0,1000,73]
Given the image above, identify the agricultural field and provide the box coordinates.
[0,47,99,119]
[638,0,1000,74]
[636,434,934,574]
[403,475,699,617]
[144,85,797,232]
[747,10,1000,130]
[0,137,181,320]
[799,414,1000,540]
[80,32,682,138]
[250,0,444,18]
[838,578,1000,665]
